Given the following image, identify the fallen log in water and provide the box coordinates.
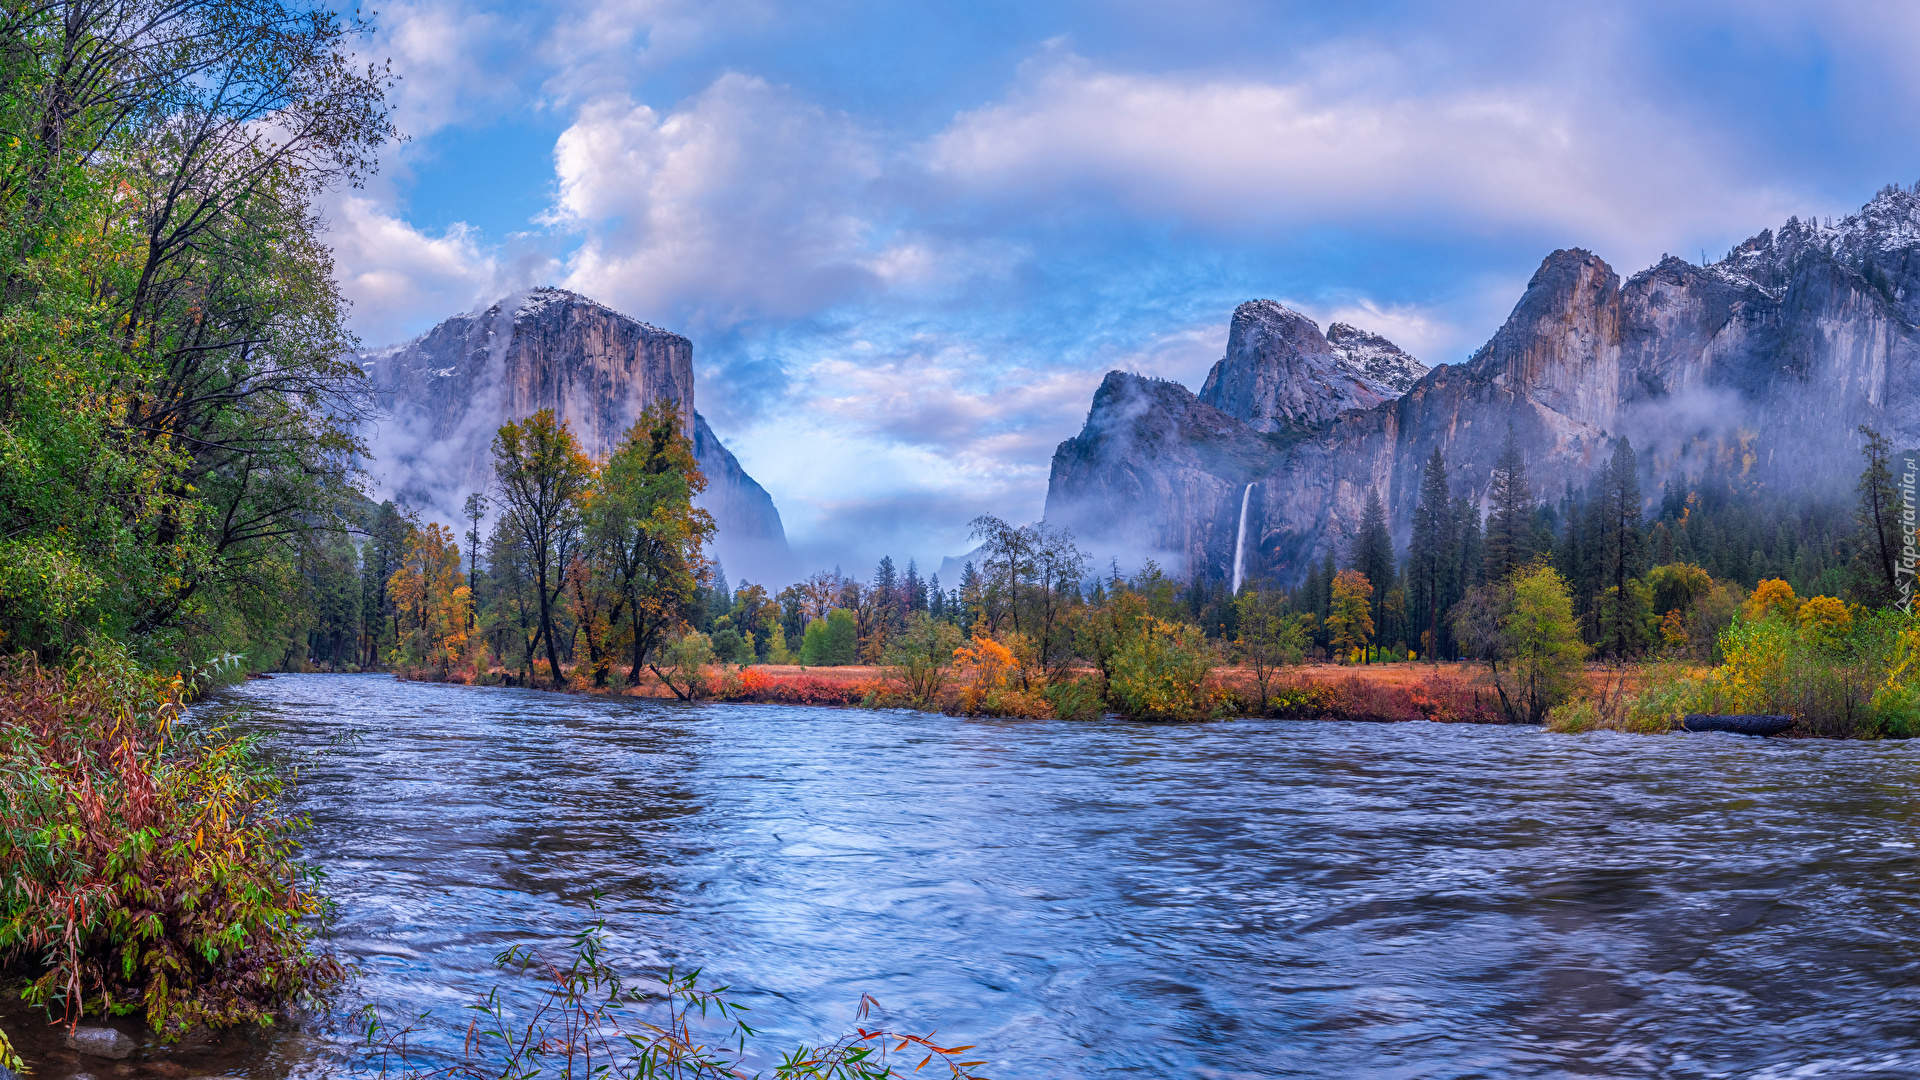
[1681,713,1793,737]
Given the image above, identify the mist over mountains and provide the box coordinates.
[355,184,1920,593]
[360,288,794,585]
[1045,184,1920,587]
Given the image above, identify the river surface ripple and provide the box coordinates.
[93,675,1920,1077]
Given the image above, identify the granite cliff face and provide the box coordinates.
[364,287,793,583]
[1196,300,1414,430]
[1046,184,1920,585]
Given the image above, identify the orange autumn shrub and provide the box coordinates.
[944,634,1053,717]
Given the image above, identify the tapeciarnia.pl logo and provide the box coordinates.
[1902,448,1919,616]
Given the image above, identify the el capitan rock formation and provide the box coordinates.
[363,287,793,583]
[1047,184,1920,585]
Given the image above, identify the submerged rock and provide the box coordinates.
[64,1026,135,1059]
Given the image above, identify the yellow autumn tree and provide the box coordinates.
[388,522,472,677]
[1327,570,1374,662]
[1744,578,1799,622]
[1797,595,1853,635]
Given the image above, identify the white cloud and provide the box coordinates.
[323,190,560,346]
[550,73,891,328]
[535,0,778,105]
[926,52,1811,271]
[359,0,516,140]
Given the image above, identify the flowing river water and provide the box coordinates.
[14,672,1920,1078]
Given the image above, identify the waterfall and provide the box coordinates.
[1231,483,1253,594]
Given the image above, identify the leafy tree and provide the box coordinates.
[493,409,595,687]
[586,401,714,687]
[1503,566,1589,722]
[728,583,776,662]
[966,515,1088,681]
[387,522,470,676]
[1455,565,1588,723]
[1746,578,1799,622]
[798,618,831,666]
[1326,570,1374,661]
[1646,563,1714,620]
[1233,590,1314,712]
[885,612,963,706]
[823,608,858,665]
[1108,617,1216,720]
[0,0,397,661]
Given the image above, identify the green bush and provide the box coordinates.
[709,625,749,665]
[883,613,962,706]
[362,910,992,1079]
[799,610,859,667]
[1615,608,1920,739]
[1041,676,1106,721]
[658,632,716,699]
[1545,698,1602,733]
[1108,618,1216,721]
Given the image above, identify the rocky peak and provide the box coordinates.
[1710,185,1920,305]
[1446,248,1633,435]
[1197,299,1395,432]
[1327,322,1429,394]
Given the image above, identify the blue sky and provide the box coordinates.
[330,0,1920,579]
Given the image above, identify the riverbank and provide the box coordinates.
[396,659,1662,726]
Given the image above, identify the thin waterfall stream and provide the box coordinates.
[1231,482,1253,592]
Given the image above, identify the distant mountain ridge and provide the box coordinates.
[362,287,794,584]
[1045,183,1920,586]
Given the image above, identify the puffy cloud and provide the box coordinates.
[323,192,498,346]
[551,74,891,326]
[925,52,1810,271]
[357,0,519,139]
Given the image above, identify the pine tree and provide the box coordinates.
[360,500,408,667]
[1856,426,1900,606]
[1407,450,1454,662]
[1352,489,1395,605]
[903,558,925,613]
[1483,423,1533,582]
[1453,495,1483,594]
[873,555,900,635]
[958,560,982,636]
[1598,438,1645,657]
[708,563,732,625]
[1317,548,1337,649]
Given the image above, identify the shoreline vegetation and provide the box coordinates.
[317,388,1920,744]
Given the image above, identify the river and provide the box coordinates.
[13,672,1920,1078]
